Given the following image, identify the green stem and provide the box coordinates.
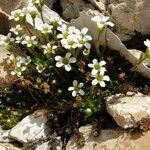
[95,30,101,57]
[40,7,44,24]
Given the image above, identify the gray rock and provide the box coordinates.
[36,139,62,150]
[106,92,150,128]
[60,0,80,20]
[107,0,150,41]
[0,143,21,150]
[0,130,14,143]
[66,125,150,150]
[9,110,51,143]
[87,0,106,12]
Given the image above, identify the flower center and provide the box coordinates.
[96,75,103,81]
[62,58,69,65]
[94,63,100,70]
[74,86,80,92]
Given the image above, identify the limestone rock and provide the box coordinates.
[60,0,80,20]
[0,130,14,143]
[66,125,150,150]
[107,0,150,41]
[106,92,150,128]
[9,110,51,143]
[0,143,21,150]
[36,140,61,150]
[87,0,106,12]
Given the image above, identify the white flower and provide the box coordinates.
[91,16,114,29]
[0,33,14,46]
[11,65,26,77]
[88,59,106,75]
[10,25,23,35]
[9,9,25,21]
[68,80,85,97]
[61,34,78,49]
[15,36,23,43]
[41,43,57,54]
[27,3,38,17]
[74,28,92,49]
[20,56,31,65]
[55,52,76,72]
[22,36,38,47]
[36,64,45,73]
[37,23,53,34]
[49,16,62,27]
[57,24,75,39]
[144,39,150,48]
[92,72,110,87]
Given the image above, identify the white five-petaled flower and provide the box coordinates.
[57,24,75,39]
[26,3,38,18]
[20,56,31,65]
[68,80,85,97]
[88,59,106,75]
[49,16,62,27]
[36,64,45,73]
[37,23,53,34]
[55,52,76,72]
[11,62,26,77]
[61,34,78,49]
[10,25,23,35]
[91,72,110,87]
[91,16,114,29]
[75,28,92,49]
[9,9,25,21]
[41,43,57,54]
[22,36,38,47]
[0,33,14,46]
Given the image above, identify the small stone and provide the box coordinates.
[106,92,150,128]
[9,110,51,143]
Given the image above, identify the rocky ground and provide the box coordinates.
[0,0,150,150]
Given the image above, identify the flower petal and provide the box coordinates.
[72,91,77,97]
[73,80,77,86]
[69,57,76,63]
[65,52,71,58]
[55,56,62,61]
[103,75,110,81]
[68,87,74,91]
[92,79,98,85]
[100,60,106,66]
[79,89,85,96]
[91,69,98,76]
[92,59,98,64]
[100,81,105,87]
[65,64,71,71]
[56,62,63,67]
